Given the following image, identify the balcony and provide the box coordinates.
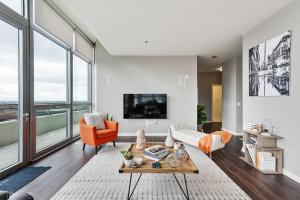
[0,109,84,171]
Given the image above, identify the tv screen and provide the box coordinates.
[123,94,167,119]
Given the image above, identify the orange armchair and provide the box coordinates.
[80,118,119,154]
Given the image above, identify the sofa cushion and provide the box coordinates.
[96,129,115,139]
[84,113,105,130]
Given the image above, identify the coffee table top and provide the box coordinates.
[119,143,199,174]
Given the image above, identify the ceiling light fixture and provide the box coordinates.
[145,41,148,43]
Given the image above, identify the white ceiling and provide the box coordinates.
[53,0,291,65]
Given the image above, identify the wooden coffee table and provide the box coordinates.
[119,143,199,200]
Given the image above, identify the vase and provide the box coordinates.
[165,128,174,147]
[124,159,133,167]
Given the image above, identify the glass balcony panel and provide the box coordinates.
[72,105,90,137]
[35,106,68,151]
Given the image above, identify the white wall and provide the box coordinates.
[243,0,300,180]
[95,42,197,135]
[222,57,243,134]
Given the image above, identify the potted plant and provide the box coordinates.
[104,113,114,121]
[197,105,207,131]
[121,150,134,167]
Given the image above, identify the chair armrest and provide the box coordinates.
[80,124,97,144]
[104,120,118,132]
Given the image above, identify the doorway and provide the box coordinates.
[212,84,222,122]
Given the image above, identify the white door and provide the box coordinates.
[212,85,222,122]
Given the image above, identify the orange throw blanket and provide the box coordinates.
[198,131,232,154]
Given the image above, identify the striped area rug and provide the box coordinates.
[51,143,250,200]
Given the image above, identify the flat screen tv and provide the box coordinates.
[123,94,167,119]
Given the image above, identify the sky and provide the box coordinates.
[0,20,89,103]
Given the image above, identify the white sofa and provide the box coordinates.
[170,124,225,153]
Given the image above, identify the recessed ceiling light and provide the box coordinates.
[212,56,218,59]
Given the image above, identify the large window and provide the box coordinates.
[0,19,23,172]
[34,31,69,152]
[73,55,89,102]
[0,0,23,16]
[0,0,94,177]
[72,55,91,136]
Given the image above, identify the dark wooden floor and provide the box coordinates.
[212,136,300,200]
[9,136,300,200]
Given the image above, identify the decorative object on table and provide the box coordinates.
[249,31,291,97]
[174,142,182,150]
[133,157,143,166]
[166,153,181,168]
[136,129,146,150]
[152,162,161,168]
[131,162,139,168]
[144,145,169,161]
[165,128,174,147]
[175,144,190,161]
[167,144,190,168]
[121,150,134,167]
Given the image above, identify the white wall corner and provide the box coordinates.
[283,169,300,183]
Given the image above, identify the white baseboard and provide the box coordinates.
[119,132,167,136]
[283,169,300,183]
[221,128,242,136]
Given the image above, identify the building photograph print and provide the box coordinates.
[249,31,291,96]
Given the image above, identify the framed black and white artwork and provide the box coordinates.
[249,31,291,96]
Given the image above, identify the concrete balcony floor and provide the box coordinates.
[0,124,79,171]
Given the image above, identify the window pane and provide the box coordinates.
[35,106,68,151]
[0,0,23,15]
[0,19,21,170]
[72,105,90,137]
[34,31,68,151]
[34,31,67,102]
[73,55,89,102]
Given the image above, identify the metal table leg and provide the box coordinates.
[173,173,190,200]
[127,173,142,200]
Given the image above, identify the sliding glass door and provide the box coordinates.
[33,31,70,154]
[0,16,28,174]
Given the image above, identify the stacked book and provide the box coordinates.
[144,145,169,161]
[256,152,276,171]
[249,137,257,145]
[245,143,256,165]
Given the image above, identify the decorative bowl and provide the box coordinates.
[133,157,143,165]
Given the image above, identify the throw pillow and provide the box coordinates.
[84,113,105,130]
